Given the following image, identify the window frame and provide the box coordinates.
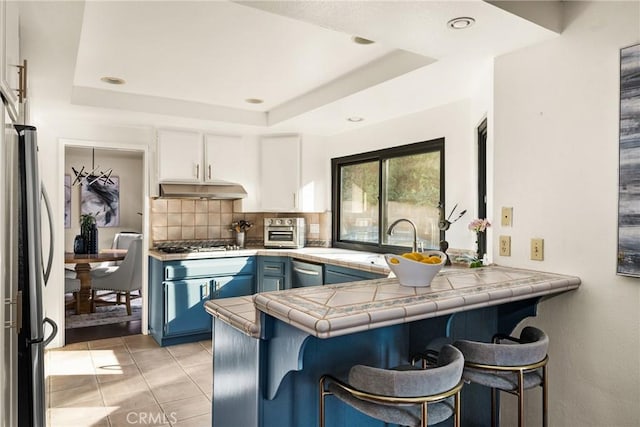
[331,138,445,254]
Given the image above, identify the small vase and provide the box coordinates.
[88,224,98,254]
[236,231,245,249]
[81,229,91,254]
[439,240,451,266]
[73,235,86,254]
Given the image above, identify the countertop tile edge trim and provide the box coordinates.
[207,269,581,340]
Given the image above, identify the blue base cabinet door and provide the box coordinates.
[257,256,290,292]
[214,274,254,299]
[164,279,213,337]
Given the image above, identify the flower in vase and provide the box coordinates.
[231,220,253,233]
[468,218,491,233]
[468,218,491,267]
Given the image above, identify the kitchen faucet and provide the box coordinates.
[387,218,418,253]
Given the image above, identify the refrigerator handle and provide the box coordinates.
[42,317,58,347]
[41,185,54,285]
[16,291,22,335]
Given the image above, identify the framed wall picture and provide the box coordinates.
[81,176,120,227]
[64,175,71,228]
[618,43,640,277]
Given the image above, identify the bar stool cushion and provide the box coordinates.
[327,345,463,426]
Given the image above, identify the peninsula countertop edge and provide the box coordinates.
[204,266,581,339]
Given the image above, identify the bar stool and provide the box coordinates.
[453,326,549,427]
[319,344,464,427]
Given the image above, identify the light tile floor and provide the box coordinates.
[46,335,212,427]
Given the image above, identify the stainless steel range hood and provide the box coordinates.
[159,181,247,199]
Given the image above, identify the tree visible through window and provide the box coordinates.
[332,138,444,253]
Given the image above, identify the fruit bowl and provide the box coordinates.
[384,251,446,287]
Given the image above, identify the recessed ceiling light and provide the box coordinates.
[447,17,475,30]
[352,36,375,45]
[347,116,364,122]
[100,76,126,85]
[245,98,264,104]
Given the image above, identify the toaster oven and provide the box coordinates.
[264,217,305,248]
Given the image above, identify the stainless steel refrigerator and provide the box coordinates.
[1,116,56,425]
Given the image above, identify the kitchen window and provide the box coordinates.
[331,138,444,253]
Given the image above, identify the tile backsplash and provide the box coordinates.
[150,198,331,247]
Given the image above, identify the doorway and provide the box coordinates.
[61,141,149,345]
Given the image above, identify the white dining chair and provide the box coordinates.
[90,236,143,315]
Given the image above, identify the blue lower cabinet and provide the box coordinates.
[164,279,213,337]
[257,256,291,292]
[324,264,387,284]
[149,256,256,346]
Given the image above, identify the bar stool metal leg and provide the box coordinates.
[542,365,548,427]
[319,376,327,427]
[421,402,428,427]
[518,370,525,427]
[491,387,497,427]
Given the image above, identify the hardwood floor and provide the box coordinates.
[65,320,142,345]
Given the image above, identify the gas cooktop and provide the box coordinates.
[155,244,239,254]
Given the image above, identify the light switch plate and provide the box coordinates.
[531,238,544,261]
[309,223,320,234]
[501,207,513,227]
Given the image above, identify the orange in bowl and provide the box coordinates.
[385,251,446,287]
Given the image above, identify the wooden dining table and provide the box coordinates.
[64,249,127,314]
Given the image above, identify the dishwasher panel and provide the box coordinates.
[291,260,323,288]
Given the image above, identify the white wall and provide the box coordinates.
[493,2,640,425]
[325,98,483,250]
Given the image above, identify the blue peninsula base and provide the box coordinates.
[212,298,540,427]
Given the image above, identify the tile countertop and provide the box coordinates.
[148,247,391,275]
[204,266,581,339]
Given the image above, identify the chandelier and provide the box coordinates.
[71,148,114,186]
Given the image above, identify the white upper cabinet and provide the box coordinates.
[260,135,301,211]
[204,134,242,182]
[157,129,203,182]
[157,130,249,185]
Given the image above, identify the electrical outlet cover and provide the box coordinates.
[499,235,511,256]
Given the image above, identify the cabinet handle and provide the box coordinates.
[208,164,212,180]
[265,266,280,271]
[293,192,296,209]
[202,283,210,298]
[293,267,319,276]
[16,291,22,334]
[196,164,200,179]
[212,280,221,298]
